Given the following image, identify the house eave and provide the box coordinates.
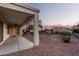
[11,3,40,13]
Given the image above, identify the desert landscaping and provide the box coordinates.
[3,25,79,56]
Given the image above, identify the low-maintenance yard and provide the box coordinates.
[3,34,79,56]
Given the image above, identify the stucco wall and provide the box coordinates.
[3,22,31,40]
[20,24,27,36]
[3,23,10,40]
[3,23,29,40]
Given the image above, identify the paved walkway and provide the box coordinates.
[0,36,33,55]
[3,34,79,56]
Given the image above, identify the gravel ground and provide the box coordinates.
[3,34,79,56]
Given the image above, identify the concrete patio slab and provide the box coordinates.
[0,36,34,55]
[17,37,34,51]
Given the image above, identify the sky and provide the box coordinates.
[28,3,79,26]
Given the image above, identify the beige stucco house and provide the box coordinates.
[0,3,40,55]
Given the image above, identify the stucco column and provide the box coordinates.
[33,13,39,47]
[19,27,22,36]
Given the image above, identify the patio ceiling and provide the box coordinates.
[0,6,34,26]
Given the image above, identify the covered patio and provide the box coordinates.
[0,3,40,55]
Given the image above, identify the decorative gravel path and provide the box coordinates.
[3,34,79,56]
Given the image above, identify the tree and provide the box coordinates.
[76,22,79,29]
[26,25,33,32]
[26,19,43,32]
[38,19,43,29]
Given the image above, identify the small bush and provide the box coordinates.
[51,29,53,34]
[44,29,51,35]
[39,30,45,34]
[55,31,60,34]
[62,35,71,42]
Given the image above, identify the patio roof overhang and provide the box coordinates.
[0,3,40,26]
[0,3,40,48]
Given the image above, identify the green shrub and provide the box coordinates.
[44,29,51,35]
[62,35,71,42]
[39,30,45,34]
[26,25,33,32]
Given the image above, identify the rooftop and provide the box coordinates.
[11,3,40,13]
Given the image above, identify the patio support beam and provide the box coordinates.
[33,13,39,47]
[20,15,34,27]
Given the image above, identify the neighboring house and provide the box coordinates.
[0,3,40,55]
